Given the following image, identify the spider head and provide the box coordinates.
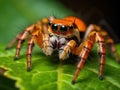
[48,18,74,36]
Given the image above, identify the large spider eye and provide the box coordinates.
[60,25,67,32]
[52,24,58,31]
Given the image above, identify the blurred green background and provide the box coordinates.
[0,0,75,44]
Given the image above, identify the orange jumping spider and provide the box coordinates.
[6,16,120,84]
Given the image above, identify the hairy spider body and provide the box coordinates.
[6,16,120,84]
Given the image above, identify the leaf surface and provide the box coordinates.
[0,44,120,90]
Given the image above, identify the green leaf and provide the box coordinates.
[0,44,120,90]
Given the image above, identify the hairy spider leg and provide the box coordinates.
[5,33,22,50]
[86,24,120,63]
[26,31,53,71]
[13,25,35,60]
[42,33,53,56]
[6,25,35,50]
[59,40,76,60]
[96,26,120,63]
[72,30,106,84]
[106,36,120,63]
[26,34,36,71]
[26,20,52,71]
[5,25,35,60]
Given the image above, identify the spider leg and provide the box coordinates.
[5,33,21,50]
[72,31,95,84]
[101,32,120,63]
[13,25,35,60]
[72,31,106,84]
[26,35,36,71]
[59,40,76,60]
[6,25,35,50]
[85,24,120,63]
[26,19,50,71]
[96,32,106,79]
[42,34,53,56]
[106,37,120,63]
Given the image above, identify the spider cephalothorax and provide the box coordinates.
[6,16,120,84]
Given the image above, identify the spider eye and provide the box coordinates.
[60,25,67,32]
[52,24,58,31]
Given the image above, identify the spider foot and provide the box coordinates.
[5,47,10,50]
[43,47,53,56]
[14,57,19,61]
[99,75,104,80]
[27,67,31,72]
[71,80,75,85]
[59,48,70,60]
[117,60,120,64]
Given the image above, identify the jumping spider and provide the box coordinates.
[6,16,120,84]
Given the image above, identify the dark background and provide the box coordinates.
[60,0,120,43]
